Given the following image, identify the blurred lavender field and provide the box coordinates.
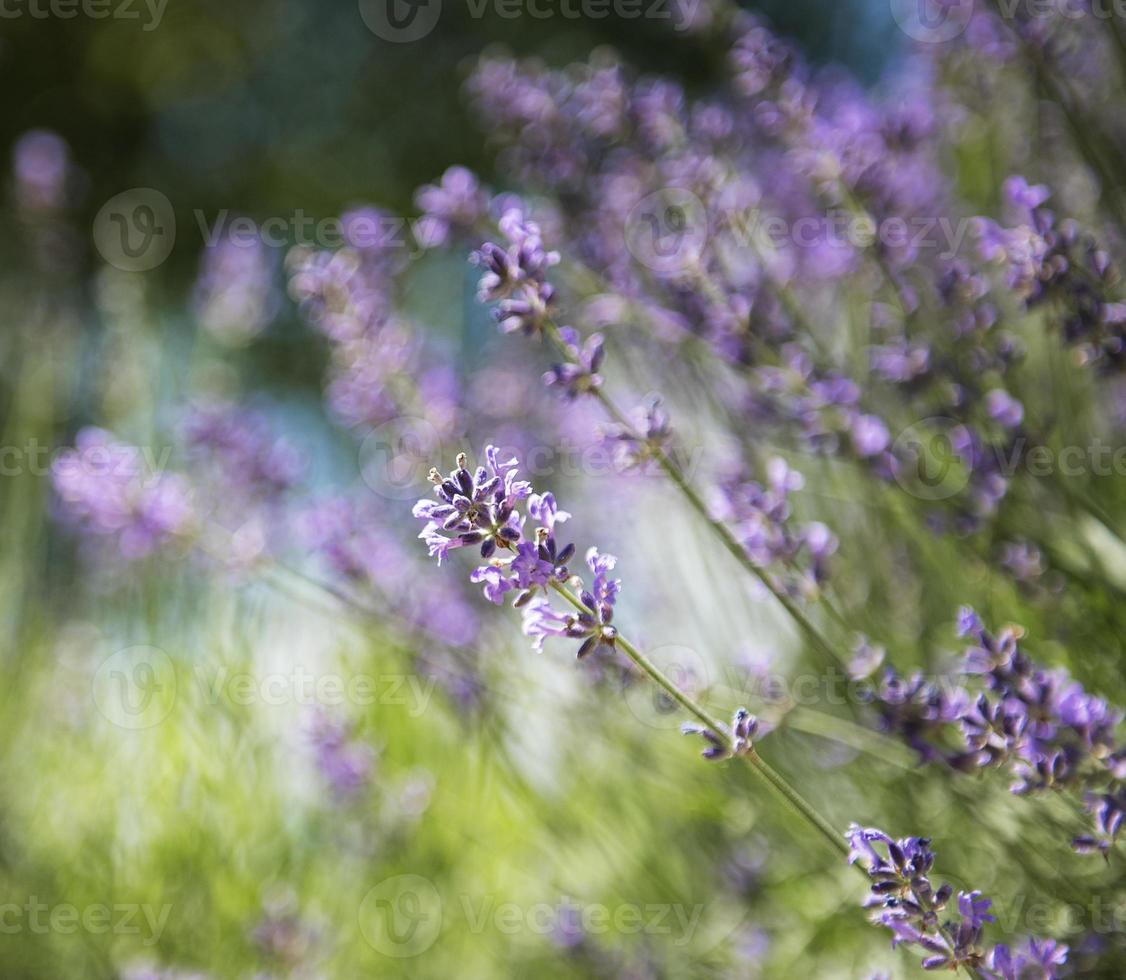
[3,1,1126,978]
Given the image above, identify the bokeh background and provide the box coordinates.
[2,1,1125,978]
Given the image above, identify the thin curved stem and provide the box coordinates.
[745,748,849,858]
[542,321,850,674]
[548,577,848,859]
[549,578,727,735]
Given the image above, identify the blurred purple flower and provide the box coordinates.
[192,226,280,346]
[52,428,194,560]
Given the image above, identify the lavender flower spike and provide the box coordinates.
[413,447,620,659]
[846,824,1067,977]
[51,428,195,560]
[472,210,559,336]
[543,327,605,398]
[412,446,531,564]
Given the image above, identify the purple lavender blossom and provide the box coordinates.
[520,546,620,659]
[985,389,1024,429]
[988,938,1070,979]
[414,166,488,248]
[297,494,481,650]
[286,246,393,343]
[412,447,531,563]
[192,226,280,346]
[999,541,1045,584]
[306,710,375,800]
[52,429,195,560]
[850,414,891,459]
[250,896,318,967]
[543,327,605,398]
[975,180,1125,371]
[521,597,576,653]
[730,20,796,99]
[1002,176,1051,222]
[862,666,969,766]
[12,129,70,211]
[848,636,886,680]
[472,210,559,336]
[714,457,838,597]
[846,825,1066,976]
[862,607,1126,854]
[181,401,304,505]
[600,395,672,473]
[415,448,625,660]
[682,708,759,761]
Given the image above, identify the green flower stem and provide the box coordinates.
[547,577,848,860]
[547,578,726,736]
[744,748,849,859]
[541,321,849,675]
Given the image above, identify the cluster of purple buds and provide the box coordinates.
[413,447,530,565]
[51,428,195,560]
[476,491,577,607]
[1075,788,1126,859]
[543,326,605,399]
[958,609,1125,855]
[750,348,898,480]
[472,210,559,336]
[414,448,625,660]
[846,825,1067,977]
[714,457,838,597]
[414,165,489,248]
[600,395,672,473]
[191,225,279,347]
[856,607,1125,855]
[998,540,1046,585]
[521,545,619,659]
[285,243,394,344]
[682,708,759,761]
[12,129,71,213]
[976,177,1125,372]
[465,54,627,189]
[249,895,318,968]
[181,401,304,505]
[729,18,797,99]
[306,709,375,800]
[297,494,482,653]
[850,656,969,767]
[285,231,442,433]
